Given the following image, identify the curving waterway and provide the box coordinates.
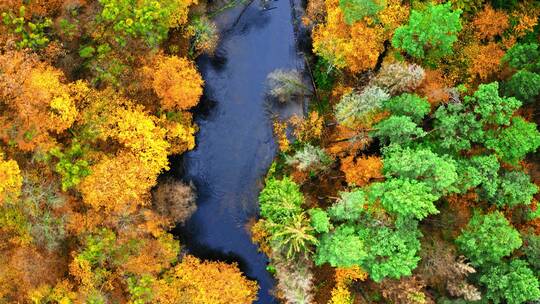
[173,0,305,302]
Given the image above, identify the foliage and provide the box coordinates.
[315,225,366,267]
[382,146,458,196]
[151,55,204,111]
[370,62,425,95]
[267,69,310,103]
[338,0,385,25]
[313,57,336,91]
[372,116,426,146]
[334,86,389,129]
[383,93,430,123]
[358,221,422,282]
[392,3,462,62]
[479,260,540,304]
[485,117,540,165]
[340,155,383,187]
[488,171,538,208]
[328,190,367,222]
[464,82,521,127]
[259,177,304,223]
[522,232,540,272]
[0,155,23,205]
[312,0,385,73]
[290,112,324,144]
[95,0,192,47]
[308,208,331,233]
[502,43,540,73]
[187,17,219,56]
[285,144,332,172]
[266,212,319,259]
[369,178,439,221]
[504,70,540,103]
[2,6,52,49]
[50,143,91,191]
[456,212,522,266]
[157,255,259,304]
[471,5,509,40]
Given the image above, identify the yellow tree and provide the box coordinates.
[154,255,259,304]
[149,55,204,111]
[0,153,22,205]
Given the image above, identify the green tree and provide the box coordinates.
[504,70,540,103]
[464,82,521,127]
[456,212,522,266]
[315,225,366,267]
[383,93,430,123]
[334,86,389,129]
[266,212,318,259]
[369,178,439,221]
[259,177,304,223]
[372,116,426,146]
[479,260,540,304]
[392,3,462,62]
[357,221,421,282]
[432,102,485,153]
[455,155,500,196]
[382,146,458,195]
[502,43,540,73]
[50,143,91,191]
[485,117,540,165]
[488,171,538,208]
[308,208,331,233]
[522,232,540,272]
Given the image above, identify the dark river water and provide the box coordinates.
[173,0,304,302]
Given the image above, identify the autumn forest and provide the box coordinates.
[0,0,540,303]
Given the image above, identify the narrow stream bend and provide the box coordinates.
[174,0,304,302]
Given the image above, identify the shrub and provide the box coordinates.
[267,212,319,259]
[308,208,331,233]
[328,190,367,222]
[285,144,332,172]
[383,93,430,123]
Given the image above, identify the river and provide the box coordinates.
[172,0,305,302]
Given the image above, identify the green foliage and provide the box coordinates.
[315,225,366,267]
[490,0,518,10]
[313,57,336,91]
[383,93,430,123]
[308,208,331,233]
[259,177,304,223]
[392,3,462,62]
[464,82,521,127]
[502,43,540,73]
[382,146,458,195]
[488,171,538,208]
[504,70,540,103]
[372,116,426,146]
[2,6,52,50]
[96,0,177,47]
[455,155,500,196]
[357,221,422,282]
[50,143,91,191]
[485,117,540,165]
[432,102,485,153]
[450,0,484,13]
[479,260,540,304]
[522,232,540,272]
[369,178,439,221]
[266,212,318,259]
[334,86,389,128]
[328,190,366,222]
[338,0,385,25]
[127,275,155,304]
[456,212,522,266]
